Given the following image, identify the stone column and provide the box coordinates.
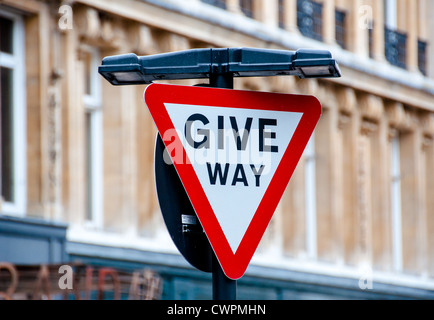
[372,0,385,61]
[313,84,343,264]
[226,0,242,14]
[371,105,393,271]
[254,0,279,28]
[418,0,428,39]
[61,8,93,227]
[322,0,336,45]
[358,95,383,268]
[283,0,298,32]
[406,0,419,72]
[429,1,434,78]
[415,112,434,277]
[392,107,424,275]
[40,4,64,221]
[337,87,358,266]
[349,0,369,57]
[357,121,374,267]
[422,117,434,276]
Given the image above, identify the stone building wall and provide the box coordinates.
[1,0,434,297]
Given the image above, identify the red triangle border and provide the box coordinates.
[144,83,321,279]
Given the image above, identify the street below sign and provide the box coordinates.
[145,83,321,280]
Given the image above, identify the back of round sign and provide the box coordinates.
[154,133,213,273]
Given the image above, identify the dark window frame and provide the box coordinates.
[418,39,427,76]
[384,26,407,70]
[278,0,285,29]
[240,0,253,18]
[335,9,347,49]
[297,0,323,42]
[201,0,227,10]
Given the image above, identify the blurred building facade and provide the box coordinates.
[1,0,434,299]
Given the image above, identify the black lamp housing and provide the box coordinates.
[99,48,341,85]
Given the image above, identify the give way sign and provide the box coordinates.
[144,83,321,280]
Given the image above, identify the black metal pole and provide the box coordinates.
[212,254,236,300]
[210,73,233,90]
[209,72,237,300]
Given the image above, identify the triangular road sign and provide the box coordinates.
[144,83,321,280]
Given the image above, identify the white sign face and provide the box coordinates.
[165,103,302,253]
[145,83,321,279]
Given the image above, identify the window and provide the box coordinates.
[82,46,103,228]
[368,26,374,59]
[418,40,427,76]
[278,0,285,29]
[304,136,317,259]
[201,0,227,10]
[384,27,407,69]
[335,9,346,49]
[297,0,323,41]
[240,0,253,18]
[0,11,26,215]
[390,134,402,272]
